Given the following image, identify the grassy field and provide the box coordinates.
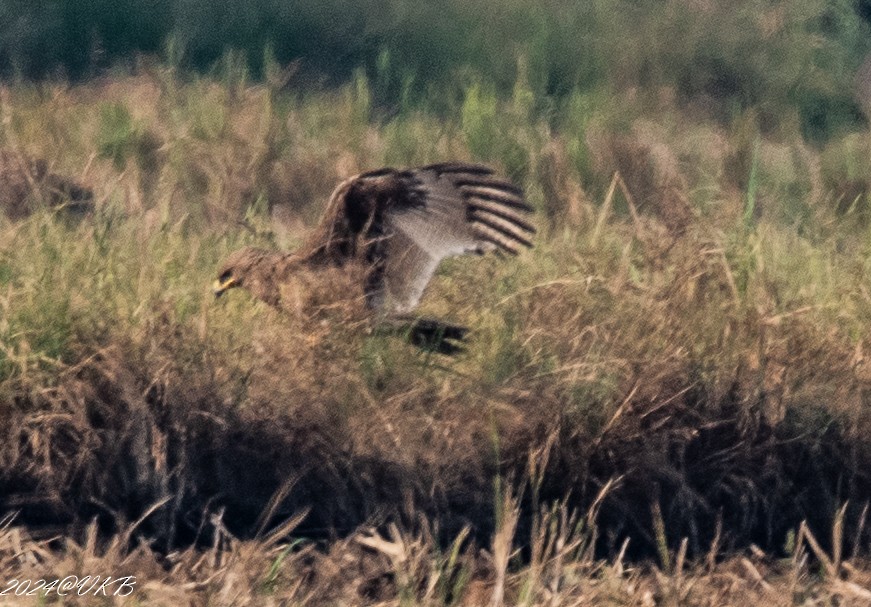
[1,10,871,602]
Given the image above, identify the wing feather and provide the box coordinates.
[374,229,442,313]
[469,210,535,249]
[462,186,531,210]
[471,223,526,254]
[302,162,534,313]
[420,162,494,175]
[374,163,534,312]
[468,198,537,233]
[452,176,525,198]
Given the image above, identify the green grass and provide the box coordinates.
[2,0,870,138]
[0,54,871,605]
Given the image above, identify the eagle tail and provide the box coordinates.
[376,315,469,355]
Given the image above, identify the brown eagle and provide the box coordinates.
[213,162,535,353]
[0,149,94,220]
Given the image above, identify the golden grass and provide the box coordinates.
[0,70,871,604]
[0,506,869,606]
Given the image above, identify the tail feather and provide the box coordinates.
[376,315,469,355]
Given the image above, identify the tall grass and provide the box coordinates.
[1,47,871,603]
[1,0,869,137]
[0,497,868,605]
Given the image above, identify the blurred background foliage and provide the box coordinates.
[1,0,870,141]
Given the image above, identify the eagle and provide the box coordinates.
[0,149,94,220]
[213,162,535,353]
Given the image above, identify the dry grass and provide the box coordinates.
[0,503,869,606]
[0,70,871,604]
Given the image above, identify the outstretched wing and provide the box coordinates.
[300,162,534,313]
[370,163,536,312]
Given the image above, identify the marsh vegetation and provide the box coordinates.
[1,0,871,604]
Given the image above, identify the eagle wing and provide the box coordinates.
[305,162,533,313]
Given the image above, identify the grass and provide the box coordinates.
[3,1,870,137]
[0,500,869,605]
[0,60,870,603]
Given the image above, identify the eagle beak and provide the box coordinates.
[213,277,237,298]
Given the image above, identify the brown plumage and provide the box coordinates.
[214,162,535,353]
[0,149,94,220]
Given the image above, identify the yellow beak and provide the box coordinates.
[213,277,237,298]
